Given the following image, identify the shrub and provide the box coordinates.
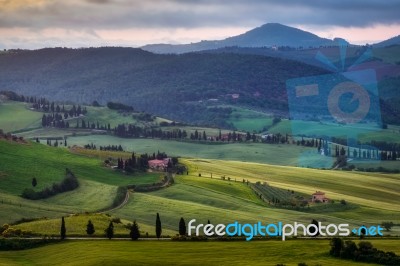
[111,186,127,208]
[381,221,394,231]
[0,238,59,251]
[111,217,122,224]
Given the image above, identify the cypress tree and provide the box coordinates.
[179,217,186,236]
[105,222,114,239]
[60,216,66,240]
[130,220,140,240]
[310,219,320,237]
[32,177,37,187]
[86,220,95,236]
[156,213,162,239]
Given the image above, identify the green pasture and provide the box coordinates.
[11,213,176,237]
[1,239,399,266]
[228,107,273,132]
[66,135,332,167]
[0,139,160,224]
[0,102,42,133]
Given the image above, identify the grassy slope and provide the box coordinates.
[183,159,400,213]
[11,213,176,237]
[66,135,333,167]
[109,162,400,234]
[0,140,160,224]
[0,140,160,194]
[0,102,42,133]
[1,138,399,234]
[269,120,400,144]
[227,107,273,132]
[1,240,399,266]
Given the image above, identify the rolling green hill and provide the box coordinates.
[0,47,328,127]
[1,239,400,266]
[65,134,332,167]
[0,139,160,225]
[0,135,399,237]
[0,102,42,133]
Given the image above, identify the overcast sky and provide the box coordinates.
[0,0,399,49]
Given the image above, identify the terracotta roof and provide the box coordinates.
[148,159,165,164]
[312,191,325,195]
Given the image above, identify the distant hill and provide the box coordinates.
[374,35,400,48]
[142,23,338,54]
[0,47,328,127]
[0,47,399,126]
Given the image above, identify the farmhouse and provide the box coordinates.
[148,158,171,171]
[311,191,329,203]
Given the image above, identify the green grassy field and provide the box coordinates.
[0,139,161,225]
[10,213,176,237]
[108,168,400,235]
[0,102,42,133]
[227,107,273,132]
[268,120,400,144]
[2,139,399,236]
[66,135,333,167]
[1,239,399,266]
[183,159,400,214]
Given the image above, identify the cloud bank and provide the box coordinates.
[0,0,399,48]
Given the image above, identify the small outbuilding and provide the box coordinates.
[311,191,329,203]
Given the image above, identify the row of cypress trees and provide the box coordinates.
[60,213,188,240]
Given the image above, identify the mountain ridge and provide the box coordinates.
[141,23,339,54]
[142,22,400,54]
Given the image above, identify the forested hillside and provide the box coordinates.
[1,47,399,126]
[0,47,328,126]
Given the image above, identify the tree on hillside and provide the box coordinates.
[179,217,186,236]
[86,220,95,236]
[60,217,66,240]
[156,213,162,239]
[130,220,140,240]
[329,237,343,257]
[381,221,394,232]
[105,222,114,239]
[31,177,37,187]
[309,219,319,237]
[41,114,47,127]
[340,146,346,156]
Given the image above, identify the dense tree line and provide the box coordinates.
[330,238,400,265]
[84,143,123,152]
[107,101,134,112]
[57,213,166,240]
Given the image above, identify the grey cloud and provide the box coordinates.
[0,0,399,30]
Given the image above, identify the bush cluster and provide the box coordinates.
[330,238,400,265]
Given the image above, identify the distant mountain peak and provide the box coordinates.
[142,23,338,54]
[374,35,400,47]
